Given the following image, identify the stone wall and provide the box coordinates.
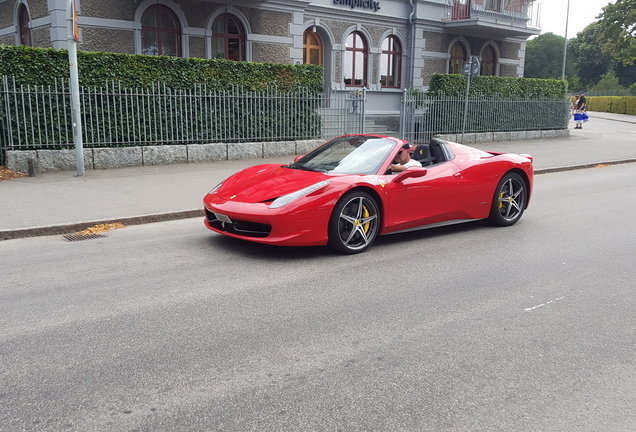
[0,1,14,28]
[28,0,49,19]
[245,9,291,37]
[6,140,325,173]
[0,34,14,45]
[422,58,446,84]
[80,0,135,20]
[424,31,444,53]
[5,131,568,174]
[30,27,50,48]
[189,36,206,59]
[501,41,521,59]
[252,42,290,64]
[499,63,518,77]
[436,129,569,144]
[80,28,135,54]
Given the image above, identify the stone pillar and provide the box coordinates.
[289,11,304,64]
[48,0,67,49]
[411,25,425,88]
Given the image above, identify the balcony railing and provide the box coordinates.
[447,0,538,28]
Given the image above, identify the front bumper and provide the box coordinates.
[203,195,332,247]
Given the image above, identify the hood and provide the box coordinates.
[216,164,331,203]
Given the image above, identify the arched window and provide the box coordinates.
[212,14,246,61]
[449,41,466,74]
[380,36,402,88]
[18,4,32,47]
[481,45,497,76]
[303,30,323,65]
[141,5,181,57]
[344,31,367,87]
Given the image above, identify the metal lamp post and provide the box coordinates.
[67,0,84,176]
[461,56,480,144]
[561,0,571,79]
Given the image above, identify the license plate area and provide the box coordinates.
[214,212,233,224]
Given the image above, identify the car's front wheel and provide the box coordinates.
[488,172,527,226]
[328,191,380,254]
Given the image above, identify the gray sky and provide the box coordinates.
[537,0,614,37]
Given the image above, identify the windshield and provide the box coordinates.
[289,136,396,175]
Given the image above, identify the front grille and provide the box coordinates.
[205,209,272,238]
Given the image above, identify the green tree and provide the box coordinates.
[596,0,636,65]
[614,62,636,88]
[524,33,572,79]
[591,71,628,94]
[567,23,613,88]
[568,22,636,90]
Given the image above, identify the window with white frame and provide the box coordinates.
[344,31,367,87]
[380,35,402,88]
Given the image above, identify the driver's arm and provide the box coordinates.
[390,163,407,173]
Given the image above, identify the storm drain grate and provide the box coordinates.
[63,233,106,242]
[62,223,125,242]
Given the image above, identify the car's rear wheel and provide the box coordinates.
[328,191,380,254]
[488,172,527,226]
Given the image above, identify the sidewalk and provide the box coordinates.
[1,111,635,240]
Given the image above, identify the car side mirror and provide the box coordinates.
[395,167,427,182]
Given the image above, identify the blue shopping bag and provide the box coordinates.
[573,112,589,122]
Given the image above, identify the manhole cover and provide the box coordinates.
[63,233,106,242]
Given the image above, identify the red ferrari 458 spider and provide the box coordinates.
[203,135,533,254]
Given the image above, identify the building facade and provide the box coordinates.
[1,0,540,115]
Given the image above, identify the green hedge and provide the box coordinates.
[0,46,324,160]
[429,74,568,98]
[419,98,569,135]
[0,45,323,91]
[577,96,636,115]
[419,74,569,133]
[0,81,323,151]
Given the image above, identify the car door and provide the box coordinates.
[383,161,466,233]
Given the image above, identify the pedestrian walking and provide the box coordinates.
[574,92,588,129]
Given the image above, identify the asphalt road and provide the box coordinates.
[1,163,635,431]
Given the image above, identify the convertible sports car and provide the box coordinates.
[203,135,533,254]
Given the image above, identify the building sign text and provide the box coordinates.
[333,0,381,13]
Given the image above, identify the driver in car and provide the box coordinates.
[390,144,422,173]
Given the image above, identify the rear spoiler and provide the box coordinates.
[487,151,534,163]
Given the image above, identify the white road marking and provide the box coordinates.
[525,296,565,312]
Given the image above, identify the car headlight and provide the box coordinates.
[208,181,224,194]
[269,180,330,209]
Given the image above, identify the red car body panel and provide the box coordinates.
[203,136,533,247]
[216,164,326,203]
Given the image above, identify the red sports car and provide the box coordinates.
[203,135,533,254]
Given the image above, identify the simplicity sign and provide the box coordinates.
[333,0,381,12]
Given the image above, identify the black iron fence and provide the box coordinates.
[1,75,569,165]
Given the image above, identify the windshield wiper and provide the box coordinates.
[287,164,320,172]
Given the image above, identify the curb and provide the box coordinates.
[534,158,636,174]
[2,159,635,242]
[0,209,203,241]
[589,115,636,125]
